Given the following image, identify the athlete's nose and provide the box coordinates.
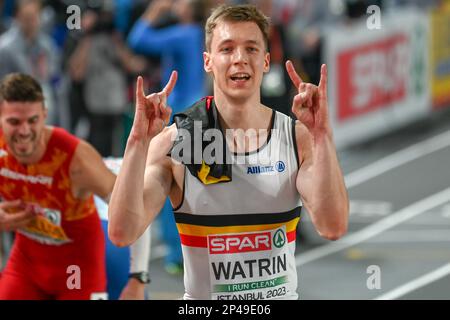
[232,46,248,65]
[17,122,31,136]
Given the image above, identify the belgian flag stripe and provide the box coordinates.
[176,217,300,237]
[174,207,301,227]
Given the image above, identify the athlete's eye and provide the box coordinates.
[28,116,39,125]
[6,119,20,126]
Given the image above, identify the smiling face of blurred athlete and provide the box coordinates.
[0,101,47,161]
[203,19,270,104]
[0,74,48,164]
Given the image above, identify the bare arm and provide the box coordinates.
[118,225,151,300]
[108,73,177,247]
[286,61,349,240]
[112,33,148,74]
[70,140,116,201]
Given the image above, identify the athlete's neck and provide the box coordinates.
[214,91,272,132]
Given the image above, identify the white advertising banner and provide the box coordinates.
[324,9,431,149]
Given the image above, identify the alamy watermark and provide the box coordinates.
[366,265,381,290]
[65,5,81,30]
[66,264,81,290]
[66,265,108,299]
[367,5,382,30]
[169,124,284,166]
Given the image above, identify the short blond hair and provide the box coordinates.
[205,4,270,52]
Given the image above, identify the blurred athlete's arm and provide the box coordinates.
[119,226,151,300]
[109,73,177,247]
[70,140,116,202]
[286,61,349,240]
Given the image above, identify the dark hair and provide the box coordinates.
[0,73,45,104]
[205,4,270,52]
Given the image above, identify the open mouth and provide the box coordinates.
[12,134,35,150]
[14,138,33,145]
[230,73,251,82]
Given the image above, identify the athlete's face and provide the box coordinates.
[0,101,47,160]
[204,20,270,102]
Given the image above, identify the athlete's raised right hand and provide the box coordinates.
[0,200,34,231]
[130,71,177,142]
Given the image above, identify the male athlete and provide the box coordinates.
[109,4,349,300]
[0,73,148,299]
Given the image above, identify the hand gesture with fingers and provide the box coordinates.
[286,61,330,137]
[131,71,177,142]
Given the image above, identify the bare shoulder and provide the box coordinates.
[70,139,103,172]
[70,140,115,185]
[69,139,115,198]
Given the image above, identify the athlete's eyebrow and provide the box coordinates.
[6,117,20,124]
[244,40,260,46]
[5,114,40,123]
[217,39,261,47]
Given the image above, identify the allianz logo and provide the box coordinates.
[247,161,286,175]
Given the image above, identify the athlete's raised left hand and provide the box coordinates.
[286,60,331,138]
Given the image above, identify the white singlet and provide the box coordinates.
[174,111,302,300]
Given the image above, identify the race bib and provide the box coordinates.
[208,226,291,300]
[19,203,71,245]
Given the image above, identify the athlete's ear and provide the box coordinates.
[263,52,270,73]
[204,51,212,73]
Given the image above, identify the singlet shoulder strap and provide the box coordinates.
[47,127,80,157]
[39,127,81,169]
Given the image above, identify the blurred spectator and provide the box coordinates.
[1,0,14,31]
[127,0,210,275]
[63,9,96,139]
[40,0,78,49]
[65,3,147,157]
[255,0,296,117]
[128,0,208,115]
[287,0,337,86]
[113,0,134,36]
[0,0,60,124]
[0,0,4,34]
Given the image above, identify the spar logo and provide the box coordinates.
[208,232,271,254]
[273,229,286,248]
